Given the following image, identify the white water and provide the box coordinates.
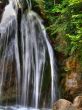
[0,0,58,109]
[0,106,51,110]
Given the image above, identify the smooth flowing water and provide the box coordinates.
[0,0,58,109]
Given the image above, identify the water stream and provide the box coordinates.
[0,0,58,109]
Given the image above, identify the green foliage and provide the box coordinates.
[0,0,8,4]
[43,0,82,63]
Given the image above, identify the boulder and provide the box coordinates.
[53,99,76,110]
[73,96,82,109]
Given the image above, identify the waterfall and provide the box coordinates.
[0,0,17,101]
[0,0,58,109]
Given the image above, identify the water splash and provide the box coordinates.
[0,105,51,110]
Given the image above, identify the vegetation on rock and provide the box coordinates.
[43,0,82,62]
[35,0,82,101]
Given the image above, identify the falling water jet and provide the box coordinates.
[17,10,58,108]
[0,0,58,109]
[26,0,32,10]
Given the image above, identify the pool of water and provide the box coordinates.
[0,106,51,110]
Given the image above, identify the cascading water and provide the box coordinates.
[0,0,58,109]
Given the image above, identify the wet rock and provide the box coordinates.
[0,57,17,105]
[0,1,6,20]
[52,99,76,110]
[0,2,5,14]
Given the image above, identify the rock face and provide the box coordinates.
[0,1,6,20]
[60,57,82,101]
[0,58,17,105]
[65,71,82,97]
[53,99,76,110]
[73,96,82,109]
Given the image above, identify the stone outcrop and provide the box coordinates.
[73,96,82,109]
[60,57,82,101]
[65,71,82,97]
[53,96,82,110]
[53,99,76,110]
